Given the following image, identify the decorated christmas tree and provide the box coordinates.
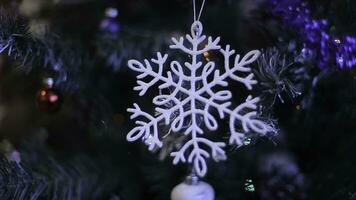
[0,0,355,199]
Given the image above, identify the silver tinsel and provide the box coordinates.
[254,47,303,106]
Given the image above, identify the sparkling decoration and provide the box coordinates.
[203,45,212,62]
[243,137,251,146]
[203,51,210,61]
[334,39,341,44]
[36,77,62,113]
[244,179,255,192]
[270,0,356,69]
[100,7,120,33]
[171,175,214,200]
[127,20,272,177]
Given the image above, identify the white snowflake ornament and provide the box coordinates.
[127,21,270,177]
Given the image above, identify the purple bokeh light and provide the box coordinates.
[270,0,356,69]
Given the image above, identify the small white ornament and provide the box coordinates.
[171,176,215,200]
[127,20,271,177]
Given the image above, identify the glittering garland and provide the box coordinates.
[270,0,356,69]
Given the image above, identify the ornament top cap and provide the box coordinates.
[191,21,203,38]
[185,174,200,185]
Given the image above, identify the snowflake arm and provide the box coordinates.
[219,46,259,90]
[170,37,193,55]
[154,95,188,130]
[170,35,220,56]
[127,103,163,150]
[127,95,190,150]
[228,96,268,146]
[128,52,168,96]
[195,45,260,103]
[171,137,226,176]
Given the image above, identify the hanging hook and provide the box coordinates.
[191,21,203,38]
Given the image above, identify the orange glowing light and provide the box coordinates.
[40,90,46,96]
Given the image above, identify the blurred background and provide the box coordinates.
[0,0,355,199]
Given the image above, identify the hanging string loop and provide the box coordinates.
[192,0,206,37]
[193,0,206,22]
